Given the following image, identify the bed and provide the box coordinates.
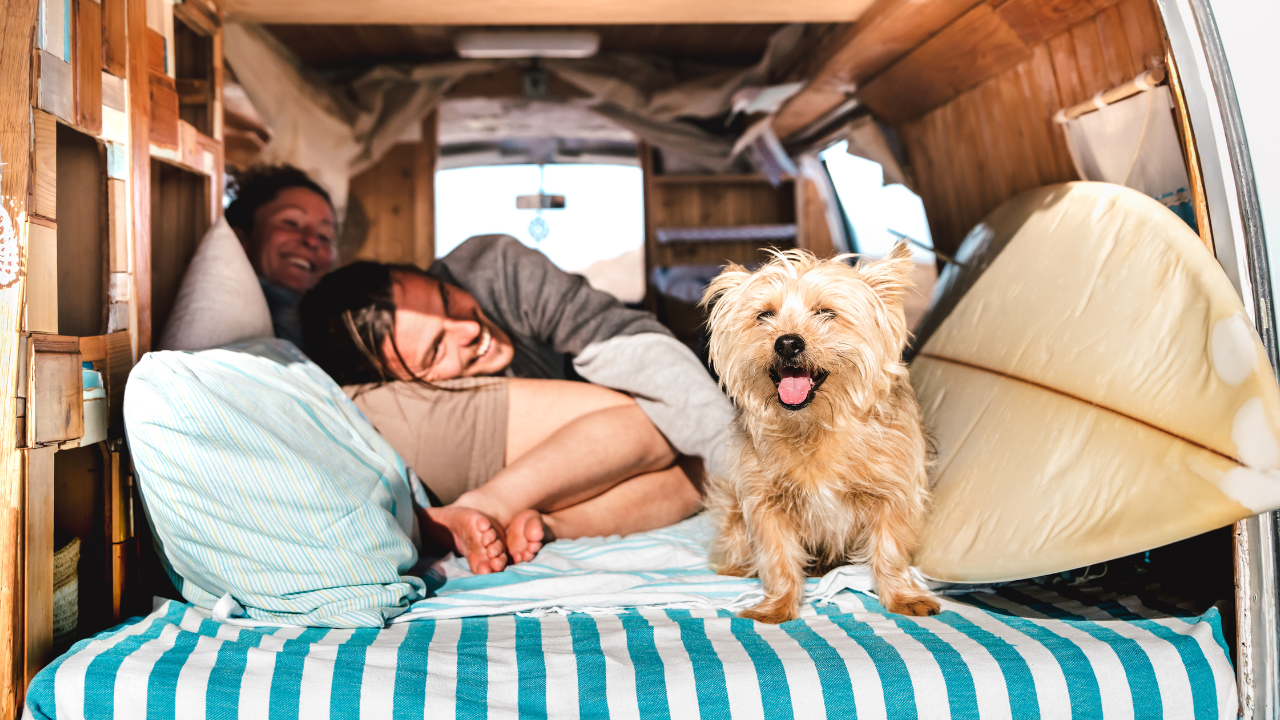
[24,516,1237,719]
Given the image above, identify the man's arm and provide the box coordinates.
[429,234,667,356]
[432,234,735,475]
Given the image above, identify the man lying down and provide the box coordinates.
[297,235,734,575]
[209,166,734,578]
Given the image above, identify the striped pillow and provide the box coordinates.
[124,339,429,627]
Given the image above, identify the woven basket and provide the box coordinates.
[52,533,80,644]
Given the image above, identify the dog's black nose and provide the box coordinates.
[774,334,805,359]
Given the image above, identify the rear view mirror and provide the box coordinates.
[516,193,566,210]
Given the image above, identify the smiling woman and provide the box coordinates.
[225,166,338,346]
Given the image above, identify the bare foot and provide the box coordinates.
[506,509,555,564]
[421,505,508,574]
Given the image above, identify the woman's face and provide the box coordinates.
[242,187,336,293]
[382,270,515,381]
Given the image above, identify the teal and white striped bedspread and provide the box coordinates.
[25,516,1237,719]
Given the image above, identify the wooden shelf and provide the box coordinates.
[651,173,793,186]
[150,120,221,179]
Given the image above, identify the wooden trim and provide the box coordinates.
[1,1,41,710]
[150,120,222,179]
[1163,49,1212,252]
[73,0,103,134]
[129,0,154,356]
[773,0,983,140]
[32,110,58,222]
[210,25,223,142]
[102,0,127,76]
[858,3,1034,123]
[25,224,58,334]
[23,447,55,690]
[108,178,128,272]
[412,112,438,266]
[651,174,782,186]
[639,142,659,314]
[173,0,221,37]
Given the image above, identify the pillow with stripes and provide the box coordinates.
[124,338,429,627]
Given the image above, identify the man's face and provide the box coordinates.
[381,270,515,382]
[241,187,336,293]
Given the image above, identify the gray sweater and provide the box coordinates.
[428,235,734,476]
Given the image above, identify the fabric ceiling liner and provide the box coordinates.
[223,22,806,210]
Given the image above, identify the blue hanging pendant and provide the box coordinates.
[528,215,550,242]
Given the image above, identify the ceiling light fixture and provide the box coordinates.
[455,30,600,59]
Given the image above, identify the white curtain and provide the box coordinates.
[224,24,486,213]
[223,23,809,207]
[1060,86,1197,230]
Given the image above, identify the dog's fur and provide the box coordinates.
[700,243,938,624]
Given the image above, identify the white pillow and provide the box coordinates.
[157,217,273,351]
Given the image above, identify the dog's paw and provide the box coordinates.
[739,601,798,625]
[886,594,941,617]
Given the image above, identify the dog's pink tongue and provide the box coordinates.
[777,368,813,405]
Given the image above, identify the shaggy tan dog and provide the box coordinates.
[701,243,939,624]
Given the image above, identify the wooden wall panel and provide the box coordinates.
[102,0,126,76]
[24,447,55,690]
[129,0,154,354]
[996,0,1118,44]
[796,176,836,258]
[349,114,438,268]
[32,111,58,222]
[898,0,1165,256]
[772,0,983,139]
[0,3,40,712]
[859,4,1032,124]
[73,0,103,134]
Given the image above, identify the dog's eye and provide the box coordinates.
[816,308,837,319]
[756,310,775,322]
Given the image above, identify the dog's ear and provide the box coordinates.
[859,241,915,306]
[700,264,752,308]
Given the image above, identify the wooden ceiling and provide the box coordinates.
[223,0,876,25]
[268,23,796,69]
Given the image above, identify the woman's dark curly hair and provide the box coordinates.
[226,165,335,236]
[301,261,470,392]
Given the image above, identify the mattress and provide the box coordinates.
[25,518,1237,719]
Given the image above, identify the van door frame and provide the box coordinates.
[1157,0,1278,717]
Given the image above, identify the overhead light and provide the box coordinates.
[455,30,600,59]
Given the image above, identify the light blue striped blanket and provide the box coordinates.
[26,516,1237,719]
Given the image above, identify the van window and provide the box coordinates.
[435,163,645,302]
[821,141,934,262]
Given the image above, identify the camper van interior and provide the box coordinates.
[1,0,1277,717]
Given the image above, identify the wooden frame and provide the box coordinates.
[1,0,224,695]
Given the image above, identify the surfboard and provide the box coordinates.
[910,182,1280,582]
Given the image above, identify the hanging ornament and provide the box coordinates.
[514,164,565,243]
[528,215,550,242]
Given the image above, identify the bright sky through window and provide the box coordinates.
[436,164,646,301]
[820,141,934,261]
